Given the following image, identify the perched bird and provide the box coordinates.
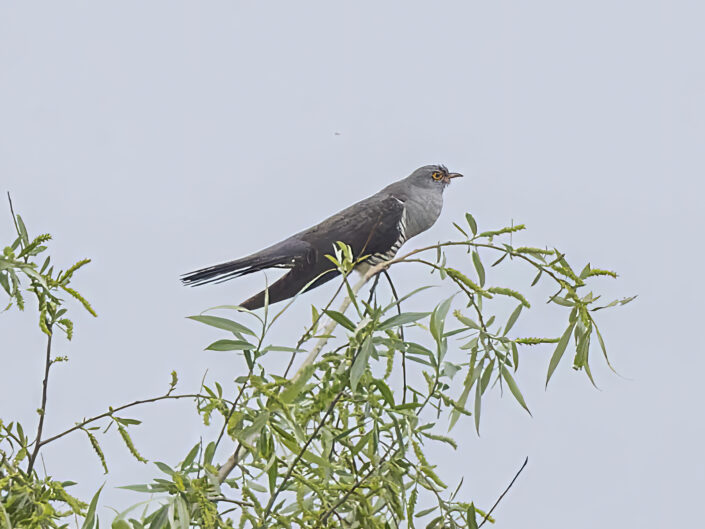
[182,164,462,309]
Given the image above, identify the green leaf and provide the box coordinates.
[467,503,479,529]
[204,442,216,466]
[474,382,482,435]
[480,359,494,394]
[175,496,190,529]
[115,417,141,426]
[551,296,575,307]
[501,365,531,415]
[323,309,356,331]
[472,251,485,287]
[186,315,256,336]
[239,412,270,444]
[545,321,577,387]
[205,339,255,351]
[280,436,327,466]
[465,213,477,235]
[592,295,637,311]
[372,378,395,406]
[415,506,438,518]
[453,222,468,237]
[16,215,29,246]
[394,402,422,411]
[504,304,523,335]
[382,285,435,312]
[350,335,374,391]
[117,484,159,493]
[378,312,429,331]
[261,345,304,353]
[594,322,619,374]
[181,443,200,470]
[268,459,278,494]
[154,461,175,476]
[80,485,103,529]
[430,296,454,343]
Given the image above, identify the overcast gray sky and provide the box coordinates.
[1,1,704,527]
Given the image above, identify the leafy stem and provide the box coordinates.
[26,328,53,475]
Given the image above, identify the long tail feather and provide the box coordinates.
[181,242,301,286]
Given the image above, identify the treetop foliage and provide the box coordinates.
[0,199,633,528]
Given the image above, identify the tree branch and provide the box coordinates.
[27,330,53,474]
[478,457,528,528]
[38,393,225,448]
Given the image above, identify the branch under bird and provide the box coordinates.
[181,164,462,309]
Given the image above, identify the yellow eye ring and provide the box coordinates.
[432,171,444,181]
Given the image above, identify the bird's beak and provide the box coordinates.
[445,172,463,183]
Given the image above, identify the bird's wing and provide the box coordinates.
[240,195,406,309]
[298,193,407,263]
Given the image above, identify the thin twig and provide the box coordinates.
[7,193,22,248]
[214,497,254,507]
[214,377,250,452]
[478,457,528,528]
[38,393,224,448]
[382,270,407,403]
[27,331,53,474]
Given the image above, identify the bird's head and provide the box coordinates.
[407,164,463,190]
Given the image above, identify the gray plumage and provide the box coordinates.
[182,164,462,309]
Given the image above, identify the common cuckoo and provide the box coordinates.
[182,164,462,309]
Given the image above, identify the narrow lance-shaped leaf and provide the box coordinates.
[378,312,429,331]
[323,309,356,332]
[16,214,29,246]
[465,213,478,235]
[545,321,577,387]
[372,378,395,407]
[594,321,620,374]
[472,251,485,287]
[474,380,482,435]
[501,365,531,415]
[79,485,103,529]
[503,303,523,335]
[468,503,479,529]
[453,222,468,237]
[350,334,374,391]
[187,315,257,337]
[430,296,454,343]
[205,339,256,351]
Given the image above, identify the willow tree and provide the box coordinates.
[0,200,633,529]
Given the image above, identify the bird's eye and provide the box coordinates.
[431,171,444,181]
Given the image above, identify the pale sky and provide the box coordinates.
[1,2,704,528]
